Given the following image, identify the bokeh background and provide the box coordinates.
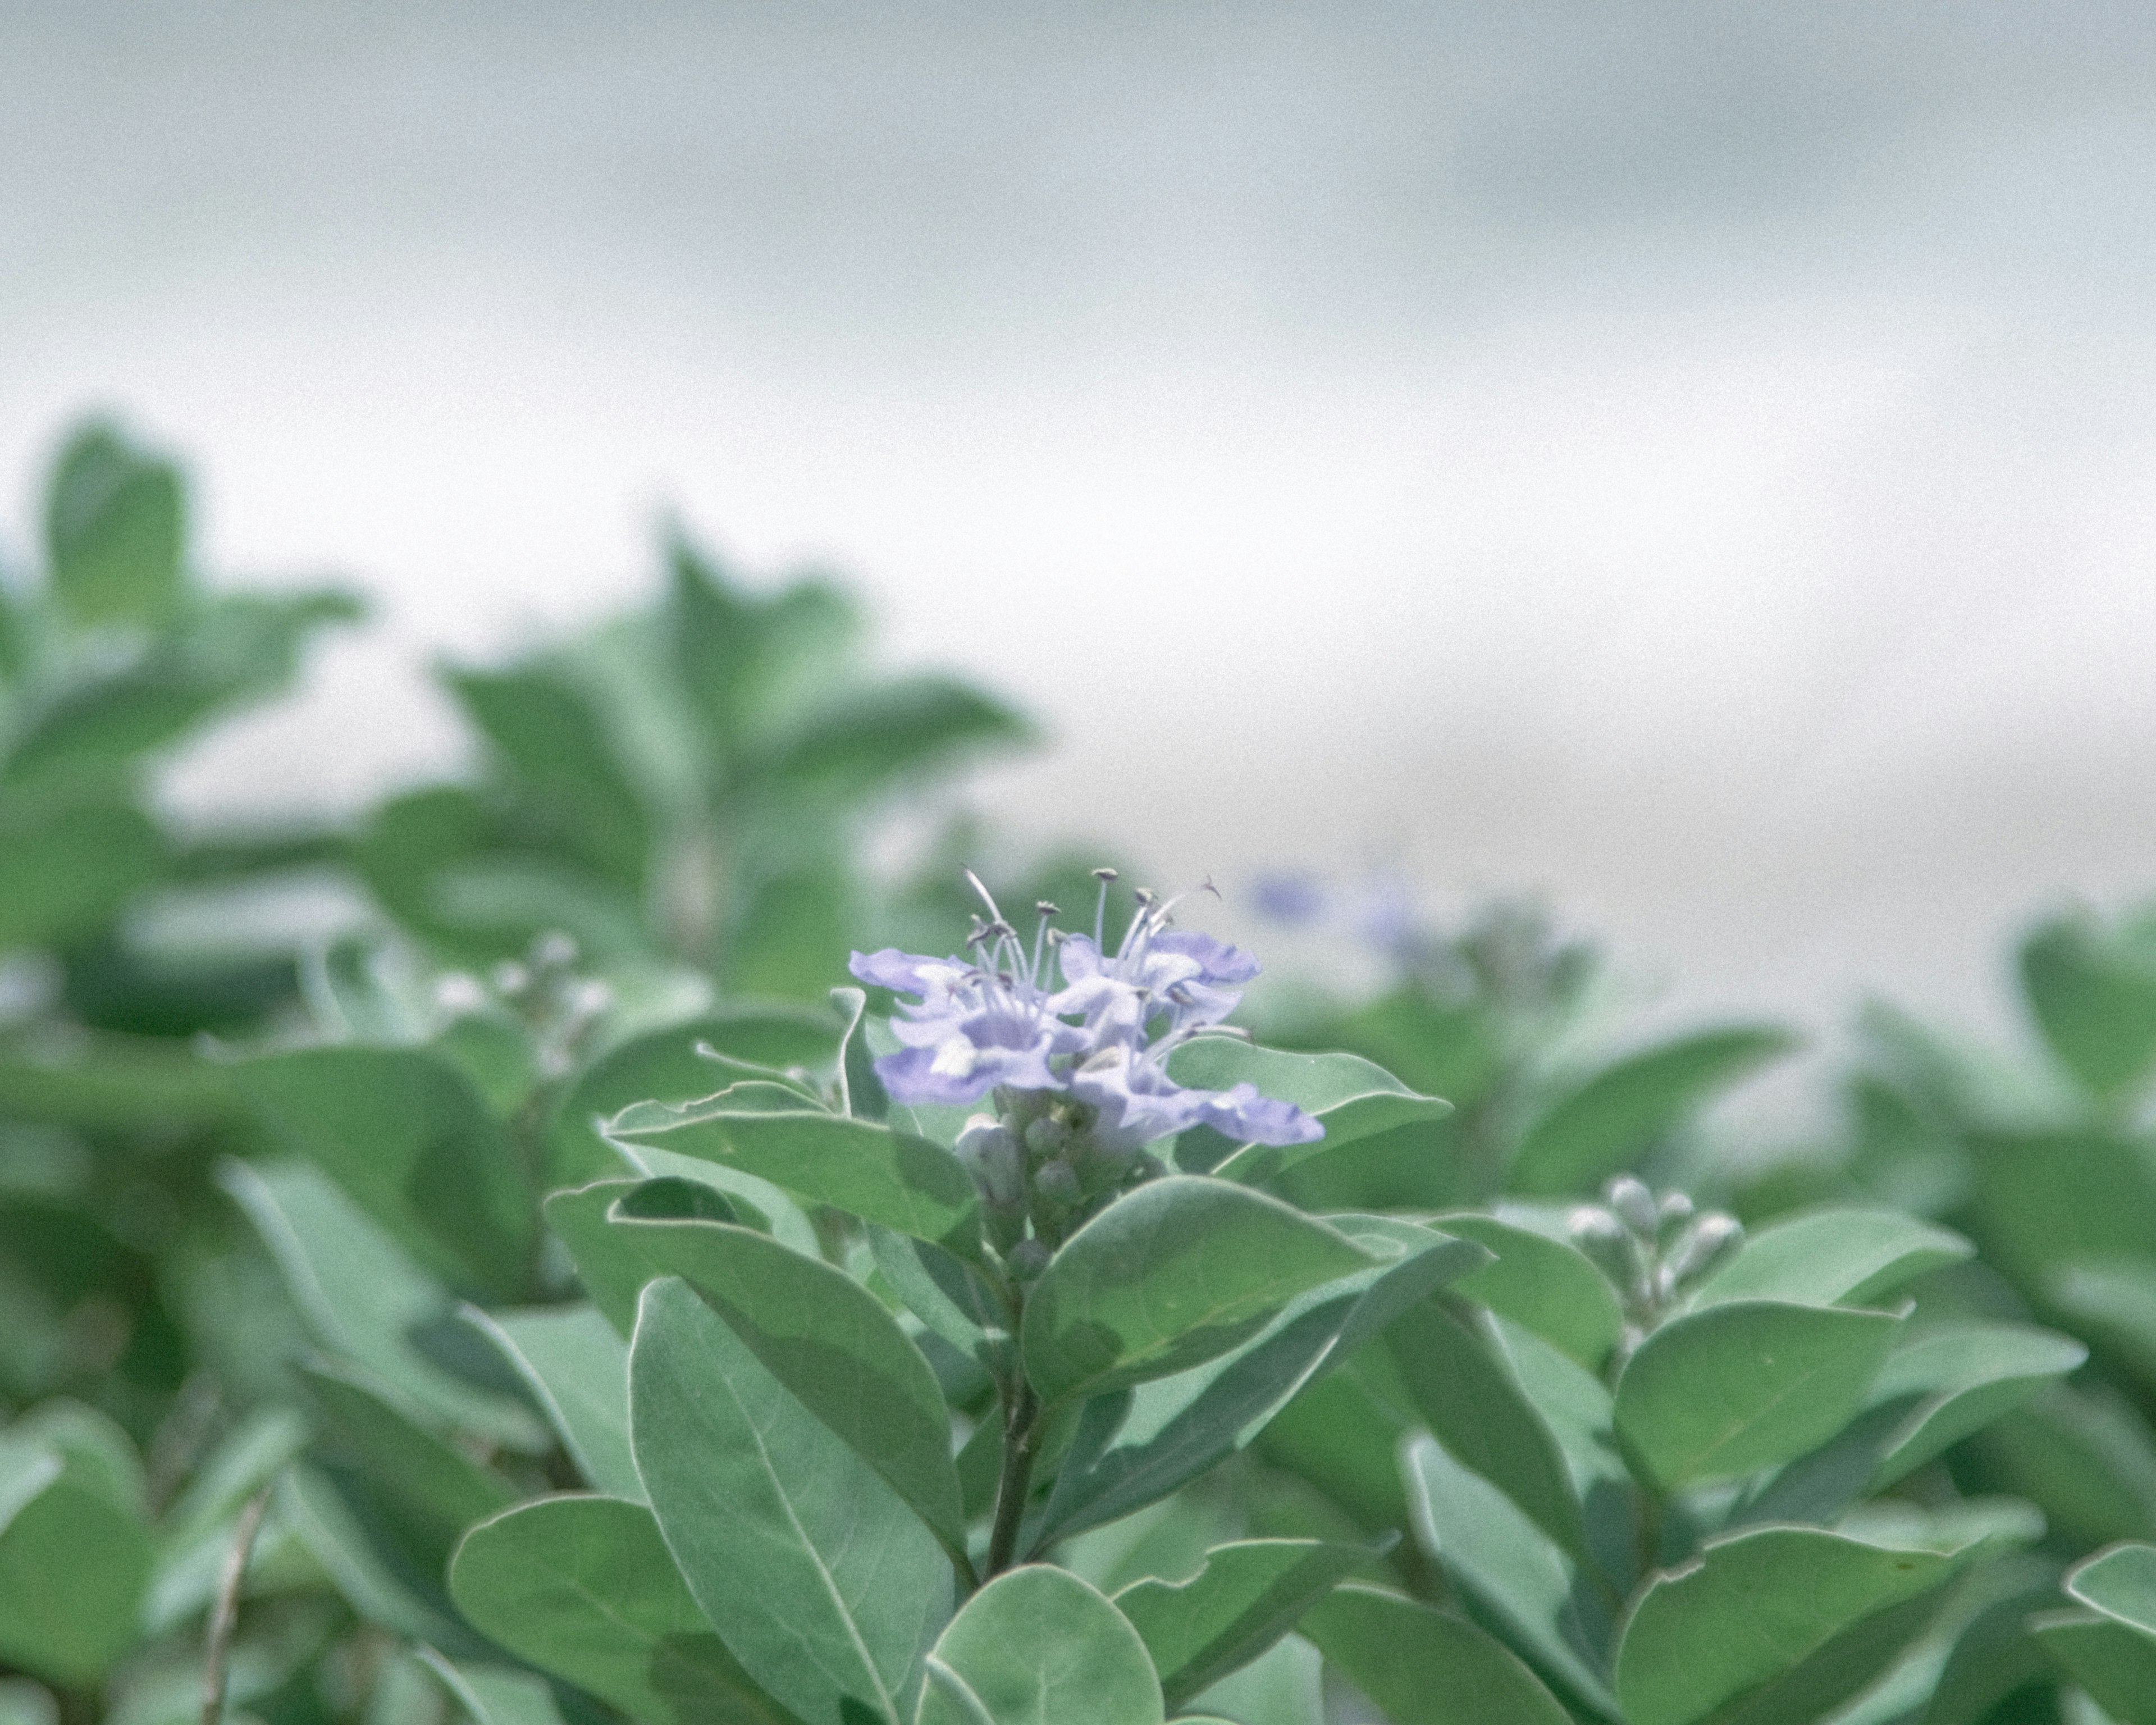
[7,1,2156,1037]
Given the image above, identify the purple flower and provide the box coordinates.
[849,871,1320,1158]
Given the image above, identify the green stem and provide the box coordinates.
[984,1381,1042,1578]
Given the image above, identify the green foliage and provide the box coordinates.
[2,418,2148,1725]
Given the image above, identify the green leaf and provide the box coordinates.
[1431,1212,1623,1371]
[1613,1526,1954,1725]
[1967,1130,2156,1297]
[235,1045,536,1302]
[446,663,650,888]
[1385,1300,1588,1562]
[1113,1539,1371,1709]
[417,1653,569,1725]
[1510,1026,1798,1197]
[1161,1042,1451,1186]
[274,1463,472,1648]
[547,1177,748,1334]
[1021,1178,1381,1405]
[1402,1435,1618,1717]
[1688,1209,1971,1311]
[869,1225,1010,1375]
[44,421,184,626]
[464,1304,641,1499]
[609,1099,984,1263]
[2066,1541,2156,1635]
[0,797,164,950]
[450,1494,799,1725]
[916,1566,1162,1725]
[629,1277,951,1725]
[1613,1300,1901,1489]
[220,1158,550,1452]
[1300,1583,1573,1725]
[606,1207,965,1547]
[0,1429,153,1687]
[546,1007,843,1185]
[1861,1322,2086,1489]
[2021,907,2156,1104]
[300,1362,518,1560]
[1184,1635,1323,1725]
[2030,1609,2156,1725]
[1035,1220,1487,1546]
[2049,1257,2156,1391]
[752,675,1029,804]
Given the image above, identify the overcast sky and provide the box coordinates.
[6,1,2156,1042]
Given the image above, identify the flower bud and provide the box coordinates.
[1569,1206,1633,1284]
[1665,1212,1744,1286]
[956,1119,1025,1208]
[1007,1239,1050,1281]
[1655,1191,1695,1244]
[1034,1160,1081,1205]
[1025,1116,1072,1161]
[1605,1176,1658,1239]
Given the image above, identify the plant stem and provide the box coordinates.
[202,1485,273,1725]
[984,1380,1041,1578]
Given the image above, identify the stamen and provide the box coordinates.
[963,868,1007,927]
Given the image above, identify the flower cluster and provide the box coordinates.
[851,870,1320,1257]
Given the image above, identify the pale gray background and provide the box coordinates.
[6,2,2156,1045]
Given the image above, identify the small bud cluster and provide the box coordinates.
[1569,1175,1743,1355]
[435,930,614,1078]
[957,1086,1171,1271]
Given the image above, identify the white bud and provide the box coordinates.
[1605,1176,1658,1239]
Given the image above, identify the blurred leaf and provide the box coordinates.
[300,1361,518,1564]
[1967,1382,2156,1551]
[0,797,164,950]
[1162,1042,1452,1185]
[0,1426,154,1687]
[236,1046,537,1303]
[2064,1542,2156,1636]
[415,1654,568,1725]
[450,1494,797,1725]
[4,591,359,793]
[1433,1211,1624,1371]
[628,1277,951,1725]
[1114,1537,1371,1709]
[1966,1131,2156,1299]
[445,664,650,889]
[1402,1435,1617,1717]
[1510,1026,1798,1197]
[1021,1178,1381,1405]
[605,1205,965,1547]
[1614,1299,1901,1489]
[1300,1583,1572,1725]
[1614,1525,1954,1725]
[220,1158,549,1451]
[748,674,1028,804]
[2030,1608,2156,1725]
[43,422,184,627]
[1689,1208,1972,1311]
[463,1304,639,1500]
[1861,1322,2085,1489]
[275,1462,471,1648]
[722,859,856,1002]
[668,542,858,758]
[917,1566,1161,1725]
[2020,908,2156,1105]
[1184,1634,1323,1725]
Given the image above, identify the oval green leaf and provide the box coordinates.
[1020,1177,1381,1406]
[449,1494,798,1725]
[1300,1583,1572,1725]
[629,1277,950,1725]
[917,1566,1162,1725]
[1614,1299,1901,1489]
[1688,1208,1971,1311]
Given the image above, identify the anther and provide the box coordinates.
[1091,867,1118,883]
[1036,901,1059,918]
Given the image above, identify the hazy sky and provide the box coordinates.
[6,2,2156,1041]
